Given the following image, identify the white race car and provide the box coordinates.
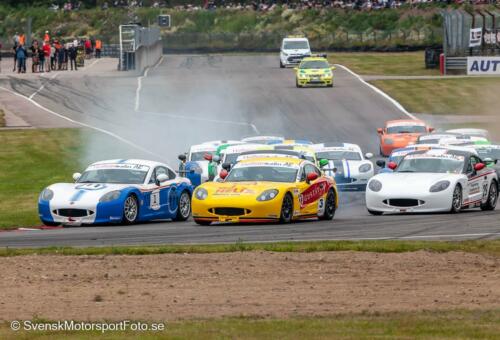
[38,159,193,226]
[241,136,285,145]
[366,149,498,215]
[215,143,272,178]
[181,143,218,183]
[313,143,374,191]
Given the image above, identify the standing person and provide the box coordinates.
[44,31,50,44]
[12,42,18,72]
[43,41,51,72]
[19,33,26,46]
[84,38,92,59]
[95,39,102,58]
[69,44,78,71]
[30,40,40,73]
[50,42,56,70]
[16,45,27,73]
[38,44,45,72]
[57,42,65,70]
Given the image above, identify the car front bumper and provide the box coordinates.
[297,76,333,87]
[38,199,125,225]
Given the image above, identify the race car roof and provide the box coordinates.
[190,144,217,153]
[222,144,272,154]
[312,142,362,153]
[404,148,472,160]
[446,128,489,138]
[238,157,305,167]
[239,149,306,158]
[241,136,284,143]
[301,56,327,62]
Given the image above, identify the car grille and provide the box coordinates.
[383,199,424,207]
[54,209,94,217]
[210,208,250,216]
[287,56,304,63]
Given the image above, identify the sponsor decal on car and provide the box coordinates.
[214,185,256,195]
[299,179,330,208]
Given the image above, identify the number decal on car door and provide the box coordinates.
[150,190,160,210]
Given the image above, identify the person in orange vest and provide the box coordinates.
[19,33,26,46]
[44,31,50,43]
[95,39,102,59]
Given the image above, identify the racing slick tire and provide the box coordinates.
[174,191,192,221]
[480,180,498,211]
[450,185,462,213]
[280,61,285,68]
[295,80,302,88]
[327,83,333,88]
[41,220,60,227]
[367,209,383,216]
[320,189,336,220]
[122,194,139,224]
[279,193,294,224]
[194,219,211,226]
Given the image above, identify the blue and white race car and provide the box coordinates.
[38,159,194,226]
[312,142,374,191]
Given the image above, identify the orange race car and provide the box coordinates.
[377,119,434,157]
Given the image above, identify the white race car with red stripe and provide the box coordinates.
[366,149,498,214]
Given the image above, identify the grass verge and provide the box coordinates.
[330,52,439,76]
[370,77,500,115]
[0,309,499,339]
[1,239,500,257]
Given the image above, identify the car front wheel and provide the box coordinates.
[320,189,336,220]
[450,185,462,213]
[123,195,139,224]
[175,191,191,221]
[279,193,293,224]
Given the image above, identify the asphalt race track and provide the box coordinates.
[0,54,499,248]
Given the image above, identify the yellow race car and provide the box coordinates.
[192,157,338,225]
[294,57,335,88]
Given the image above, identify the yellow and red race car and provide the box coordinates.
[192,157,338,225]
[295,56,335,88]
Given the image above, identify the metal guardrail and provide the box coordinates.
[444,56,467,74]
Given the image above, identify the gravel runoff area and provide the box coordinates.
[0,250,498,321]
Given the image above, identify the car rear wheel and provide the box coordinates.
[320,189,336,220]
[174,191,191,221]
[122,195,139,224]
[279,193,294,224]
[481,180,498,211]
[450,185,462,213]
[367,209,383,216]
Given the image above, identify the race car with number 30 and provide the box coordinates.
[366,149,498,215]
[192,157,338,225]
[38,159,194,226]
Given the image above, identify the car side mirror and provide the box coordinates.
[221,162,231,171]
[319,159,329,168]
[72,172,81,182]
[387,162,397,170]
[474,163,486,172]
[212,155,221,163]
[377,128,383,135]
[203,153,213,161]
[428,127,435,132]
[178,154,187,161]
[156,173,168,185]
[306,172,318,183]
[365,152,373,159]
[376,160,386,168]
[219,169,228,180]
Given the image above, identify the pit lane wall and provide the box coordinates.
[135,39,162,74]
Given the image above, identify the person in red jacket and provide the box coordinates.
[42,41,51,73]
[84,39,92,59]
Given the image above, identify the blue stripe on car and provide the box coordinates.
[70,190,85,202]
[346,160,351,178]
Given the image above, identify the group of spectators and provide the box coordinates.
[10,32,103,74]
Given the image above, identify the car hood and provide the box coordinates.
[47,183,135,203]
[373,173,459,191]
[284,49,310,54]
[200,181,286,198]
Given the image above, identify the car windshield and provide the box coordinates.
[224,153,241,165]
[300,60,329,69]
[190,151,211,161]
[316,151,361,161]
[477,148,500,160]
[226,166,298,183]
[396,157,464,174]
[78,169,148,184]
[387,125,426,134]
[284,41,309,50]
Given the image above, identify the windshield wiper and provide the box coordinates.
[77,180,97,183]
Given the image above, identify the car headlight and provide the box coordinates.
[40,188,54,201]
[257,189,279,201]
[384,138,394,145]
[359,163,372,173]
[99,190,121,202]
[429,180,450,193]
[368,179,382,192]
[195,188,208,200]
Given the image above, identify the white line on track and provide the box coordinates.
[29,72,59,100]
[134,55,260,134]
[0,86,163,159]
[335,64,418,120]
